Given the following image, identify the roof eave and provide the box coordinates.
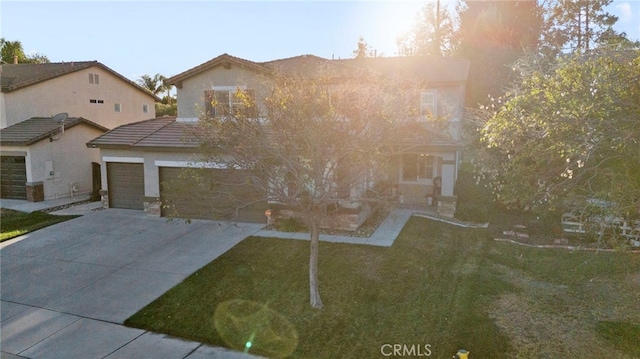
[167,54,270,89]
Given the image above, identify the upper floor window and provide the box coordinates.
[89,73,100,84]
[402,154,434,182]
[115,103,122,112]
[420,90,437,119]
[204,88,255,118]
[143,104,149,113]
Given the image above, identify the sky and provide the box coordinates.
[1,0,639,83]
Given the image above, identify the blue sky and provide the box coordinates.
[2,1,639,83]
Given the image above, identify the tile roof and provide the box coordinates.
[0,117,108,146]
[167,53,470,86]
[337,56,470,84]
[1,61,160,100]
[394,124,462,150]
[87,116,200,150]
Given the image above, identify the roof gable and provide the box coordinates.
[167,54,268,89]
[0,117,108,146]
[1,61,160,100]
[167,53,469,87]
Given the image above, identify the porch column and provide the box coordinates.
[441,162,456,196]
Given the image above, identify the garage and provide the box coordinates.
[107,162,145,210]
[0,156,27,200]
[159,167,266,223]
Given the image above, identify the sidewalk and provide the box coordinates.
[0,195,95,213]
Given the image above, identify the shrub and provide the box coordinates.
[454,162,494,223]
[275,217,306,232]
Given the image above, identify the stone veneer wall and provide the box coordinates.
[143,197,161,217]
[437,195,457,218]
[25,182,44,202]
[100,190,109,209]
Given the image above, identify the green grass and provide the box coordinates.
[125,217,640,358]
[596,321,640,357]
[0,209,79,242]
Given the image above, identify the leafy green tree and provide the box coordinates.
[396,1,455,57]
[475,50,640,220]
[155,102,177,117]
[189,70,406,308]
[0,38,49,64]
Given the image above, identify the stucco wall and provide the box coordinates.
[1,125,103,200]
[176,65,269,120]
[98,149,203,197]
[0,93,6,128]
[3,66,156,129]
[434,84,466,140]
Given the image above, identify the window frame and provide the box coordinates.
[89,73,100,85]
[143,104,149,114]
[401,154,435,183]
[420,90,437,120]
[204,86,256,118]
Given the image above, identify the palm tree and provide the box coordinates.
[137,73,166,96]
[0,38,49,64]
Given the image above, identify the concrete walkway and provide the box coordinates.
[1,198,414,358]
[253,208,414,247]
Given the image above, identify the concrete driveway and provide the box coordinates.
[1,208,263,358]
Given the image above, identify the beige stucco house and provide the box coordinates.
[1,61,158,129]
[88,53,469,225]
[0,61,159,201]
[0,117,107,201]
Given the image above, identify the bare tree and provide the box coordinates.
[189,68,406,308]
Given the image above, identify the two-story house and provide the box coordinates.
[87,53,469,224]
[0,61,159,201]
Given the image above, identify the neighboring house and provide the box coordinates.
[88,53,469,224]
[0,117,107,201]
[0,61,159,202]
[1,61,159,129]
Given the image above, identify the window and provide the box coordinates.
[89,73,100,84]
[420,90,437,119]
[204,88,255,118]
[143,104,149,113]
[115,103,121,112]
[402,154,434,181]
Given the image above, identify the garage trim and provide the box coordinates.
[155,160,227,168]
[103,156,144,163]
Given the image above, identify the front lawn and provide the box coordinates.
[125,217,640,358]
[0,209,79,242]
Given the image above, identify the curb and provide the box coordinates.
[494,237,640,253]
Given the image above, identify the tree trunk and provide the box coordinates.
[308,218,323,309]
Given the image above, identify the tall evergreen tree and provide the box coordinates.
[396,1,455,57]
[543,0,618,55]
[453,0,543,107]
